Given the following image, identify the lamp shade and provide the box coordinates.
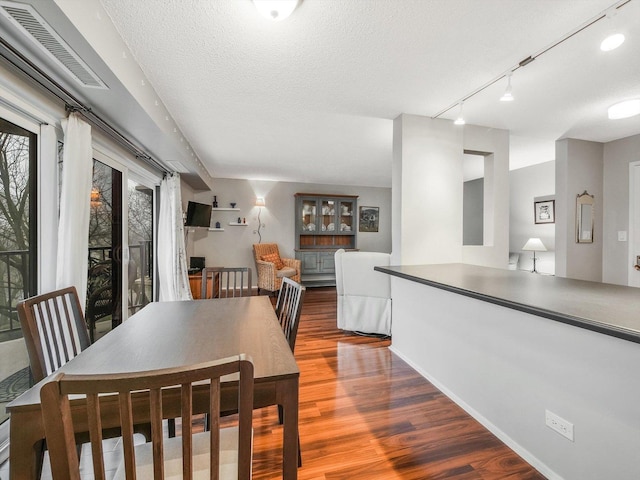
[522,238,546,252]
[255,197,266,207]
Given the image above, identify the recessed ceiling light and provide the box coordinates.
[253,0,299,21]
[608,99,640,119]
[600,33,625,51]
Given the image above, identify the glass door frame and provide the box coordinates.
[93,147,160,322]
[0,105,41,465]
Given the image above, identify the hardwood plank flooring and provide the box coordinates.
[249,287,546,480]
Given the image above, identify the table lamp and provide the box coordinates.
[522,238,546,273]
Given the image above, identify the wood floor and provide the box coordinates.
[249,287,546,480]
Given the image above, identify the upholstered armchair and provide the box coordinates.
[253,243,301,294]
[334,248,391,336]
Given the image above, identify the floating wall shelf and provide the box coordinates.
[208,228,224,232]
[212,208,240,211]
[228,222,248,226]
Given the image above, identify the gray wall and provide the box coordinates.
[602,133,640,285]
[509,161,555,274]
[555,139,603,282]
[463,178,484,246]
[184,178,391,287]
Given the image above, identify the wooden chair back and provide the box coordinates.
[275,277,306,352]
[40,355,254,480]
[17,286,90,382]
[202,267,253,298]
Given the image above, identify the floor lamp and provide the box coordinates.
[522,238,546,273]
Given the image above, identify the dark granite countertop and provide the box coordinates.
[375,263,640,344]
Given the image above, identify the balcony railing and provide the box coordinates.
[0,249,29,340]
[0,243,152,342]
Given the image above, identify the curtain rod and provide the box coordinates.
[0,36,168,174]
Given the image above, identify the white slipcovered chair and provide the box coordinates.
[334,249,391,336]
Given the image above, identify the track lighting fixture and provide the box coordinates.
[499,73,514,102]
[600,8,625,51]
[454,102,465,125]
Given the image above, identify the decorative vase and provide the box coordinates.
[237,217,241,224]
[212,196,218,208]
[215,221,221,229]
[230,202,236,208]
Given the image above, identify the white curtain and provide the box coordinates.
[56,113,93,307]
[158,173,192,301]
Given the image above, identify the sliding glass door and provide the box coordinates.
[0,118,36,425]
[127,179,154,315]
[86,160,122,342]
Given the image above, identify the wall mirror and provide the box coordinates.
[576,191,594,243]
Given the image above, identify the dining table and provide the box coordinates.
[6,296,300,480]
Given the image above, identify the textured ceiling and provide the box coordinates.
[89,0,640,187]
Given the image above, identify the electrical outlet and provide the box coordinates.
[545,410,574,441]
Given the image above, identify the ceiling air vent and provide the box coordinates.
[0,1,107,89]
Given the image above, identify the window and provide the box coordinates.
[0,117,37,425]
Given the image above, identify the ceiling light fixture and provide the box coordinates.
[432,1,632,122]
[253,0,299,21]
[454,102,465,125]
[500,73,514,102]
[600,33,625,51]
[600,7,624,51]
[608,99,640,119]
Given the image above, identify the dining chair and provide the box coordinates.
[275,277,306,353]
[201,267,253,298]
[40,355,254,480]
[17,286,91,383]
[275,277,305,466]
[17,285,165,467]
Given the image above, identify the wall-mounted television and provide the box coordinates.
[185,201,212,227]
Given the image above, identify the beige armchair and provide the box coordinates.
[253,243,301,294]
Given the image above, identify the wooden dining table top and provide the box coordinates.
[7,295,299,410]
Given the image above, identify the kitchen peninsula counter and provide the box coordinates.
[374,262,640,480]
[375,263,640,343]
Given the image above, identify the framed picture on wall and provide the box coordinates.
[534,200,555,224]
[359,206,379,232]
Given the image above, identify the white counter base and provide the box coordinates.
[389,273,640,480]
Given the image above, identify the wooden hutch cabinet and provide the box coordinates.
[295,193,358,286]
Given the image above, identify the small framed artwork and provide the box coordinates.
[534,200,555,224]
[359,206,379,232]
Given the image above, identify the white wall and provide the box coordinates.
[187,178,391,286]
[555,139,603,281]
[602,134,640,285]
[390,277,640,480]
[509,161,556,274]
[461,126,510,268]
[392,114,509,268]
[392,115,462,265]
